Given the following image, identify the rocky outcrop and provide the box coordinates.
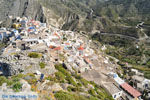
[0,50,56,76]
[0,62,18,76]
[0,61,21,76]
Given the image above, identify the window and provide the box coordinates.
[114,95,116,98]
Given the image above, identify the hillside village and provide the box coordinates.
[0,17,149,100]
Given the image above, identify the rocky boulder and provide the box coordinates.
[0,62,17,76]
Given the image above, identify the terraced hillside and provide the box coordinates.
[0,0,150,78]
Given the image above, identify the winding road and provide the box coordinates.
[100,32,138,41]
[99,22,149,41]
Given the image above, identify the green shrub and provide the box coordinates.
[89,96,99,100]
[6,80,13,86]
[12,82,22,92]
[89,81,96,86]
[55,91,90,100]
[45,96,51,100]
[109,57,114,62]
[0,76,13,86]
[144,50,150,56]
[67,87,72,92]
[12,74,25,82]
[73,94,88,100]
[0,76,7,86]
[27,65,32,69]
[39,62,46,69]
[46,81,55,86]
[106,96,114,100]
[96,91,105,99]
[45,76,57,82]
[27,78,37,85]
[0,75,25,87]
[66,76,77,86]
[14,74,25,79]
[12,77,20,82]
[75,74,82,80]
[54,91,75,100]
[55,72,65,82]
[55,64,71,76]
[144,71,150,79]
[146,60,150,68]
[25,73,37,85]
[76,86,84,92]
[55,90,102,100]
[25,73,35,79]
[88,89,96,97]
[77,82,82,87]
[67,86,77,92]
[95,89,114,100]
[80,78,89,87]
[132,65,150,72]
[28,52,41,58]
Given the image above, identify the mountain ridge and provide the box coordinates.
[1,0,150,35]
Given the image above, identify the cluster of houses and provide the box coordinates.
[104,72,150,100]
[0,17,95,74]
[0,17,150,100]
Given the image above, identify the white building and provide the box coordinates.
[103,82,123,100]
[110,73,125,85]
[23,38,39,46]
[132,75,150,91]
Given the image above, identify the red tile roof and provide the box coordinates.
[49,45,55,49]
[78,46,84,50]
[121,82,141,98]
[65,43,70,45]
[54,46,61,50]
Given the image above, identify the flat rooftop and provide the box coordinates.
[103,82,122,95]
[132,75,145,82]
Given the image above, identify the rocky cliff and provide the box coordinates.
[1,0,150,42]
[1,0,150,34]
[0,0,46,27]
[0,0,106,32]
